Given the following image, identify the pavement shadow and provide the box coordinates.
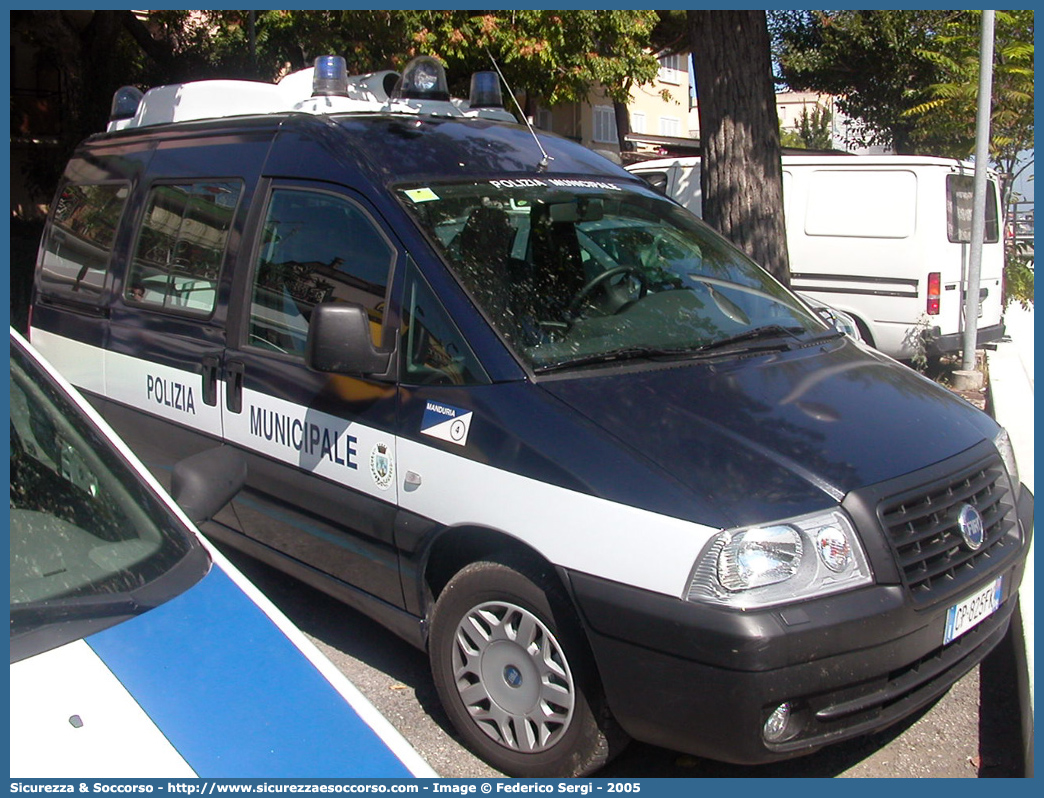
[977,612,1027,777]
[216,542,466,744]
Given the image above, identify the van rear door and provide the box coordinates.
[943,172,1005,340]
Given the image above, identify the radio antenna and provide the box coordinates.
[487,50,553,172]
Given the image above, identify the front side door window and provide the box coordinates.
[248,188,394,356]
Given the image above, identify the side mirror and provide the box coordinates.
[306,302,392,376]
[171,445,247,525]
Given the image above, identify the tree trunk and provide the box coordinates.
[688,10,790,285]
[614,97,633,155]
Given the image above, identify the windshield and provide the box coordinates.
[10,337,207,651]
[399,179,831,371]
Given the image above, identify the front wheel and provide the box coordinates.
[429,558,626,777]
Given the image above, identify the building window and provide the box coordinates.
[592,105,617,144]
[659,117,681,137]
[658,53,684,84]
[535,106,553,132]
[631,112,646,134]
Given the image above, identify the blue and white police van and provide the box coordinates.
[29,55,1033,777]
[10,329,437,779]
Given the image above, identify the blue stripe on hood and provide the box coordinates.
[87,566,417,778]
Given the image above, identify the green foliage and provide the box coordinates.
[779,125,804,149]
[185,10,660,107]
[799,106,833,150]
[14,9,662,213]
[1004,242,1035,310]
[772,9,1034,170]
[780,106,833,150]
[902,10,1034,181]
[773,10,952,153]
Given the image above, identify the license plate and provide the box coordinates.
[944,576,1003,644]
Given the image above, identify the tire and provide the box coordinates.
[429,557,626,777]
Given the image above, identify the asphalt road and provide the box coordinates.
[219,546,1025,779]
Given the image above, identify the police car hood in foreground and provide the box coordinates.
[10,330,436,778]
[402,173,1002,531]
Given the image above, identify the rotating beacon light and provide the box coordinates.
[312,55,349,97]
[469,71,503,109]
[392,56,450,101]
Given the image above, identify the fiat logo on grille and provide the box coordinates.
[957,503,985,550]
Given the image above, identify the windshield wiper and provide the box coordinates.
[693,324,806,354]
[10,594,143,625]
[534,345,695,374]
[534,326,811,374]
[810,328,847,343]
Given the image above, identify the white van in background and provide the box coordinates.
[628,155,1007,361]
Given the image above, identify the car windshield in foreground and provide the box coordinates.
[398,178,830,371]
[9,337,207,648]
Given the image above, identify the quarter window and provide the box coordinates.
[401,264,488,386]
[38,182,129,303]
[127,181,242,314]
[638,171,670,195]
[249,189,393,356]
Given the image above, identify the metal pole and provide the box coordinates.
[961,10,995,372]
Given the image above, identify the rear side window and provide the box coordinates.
[946,174,1000,243]
[38,183,129,304]
[126,181,243,315]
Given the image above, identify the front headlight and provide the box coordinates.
[994,427,1021,502]
[686,508,873,609]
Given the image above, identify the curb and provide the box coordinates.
[986,342,1034,777]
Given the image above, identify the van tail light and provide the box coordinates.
[927,272,941,315]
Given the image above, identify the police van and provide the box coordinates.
[29,55,1032,777]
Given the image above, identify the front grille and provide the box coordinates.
[878,455,1018,604]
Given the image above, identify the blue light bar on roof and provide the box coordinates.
[313,55,349,97]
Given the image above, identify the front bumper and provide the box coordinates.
[565,484,1032,765]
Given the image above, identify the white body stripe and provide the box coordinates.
[397,438,714,597]
[27,332,712,598]
[106,348,222,436]
[30,328,107,396]
[31,328,223,437]
[10,639,197,778]
[224,387,399,502]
